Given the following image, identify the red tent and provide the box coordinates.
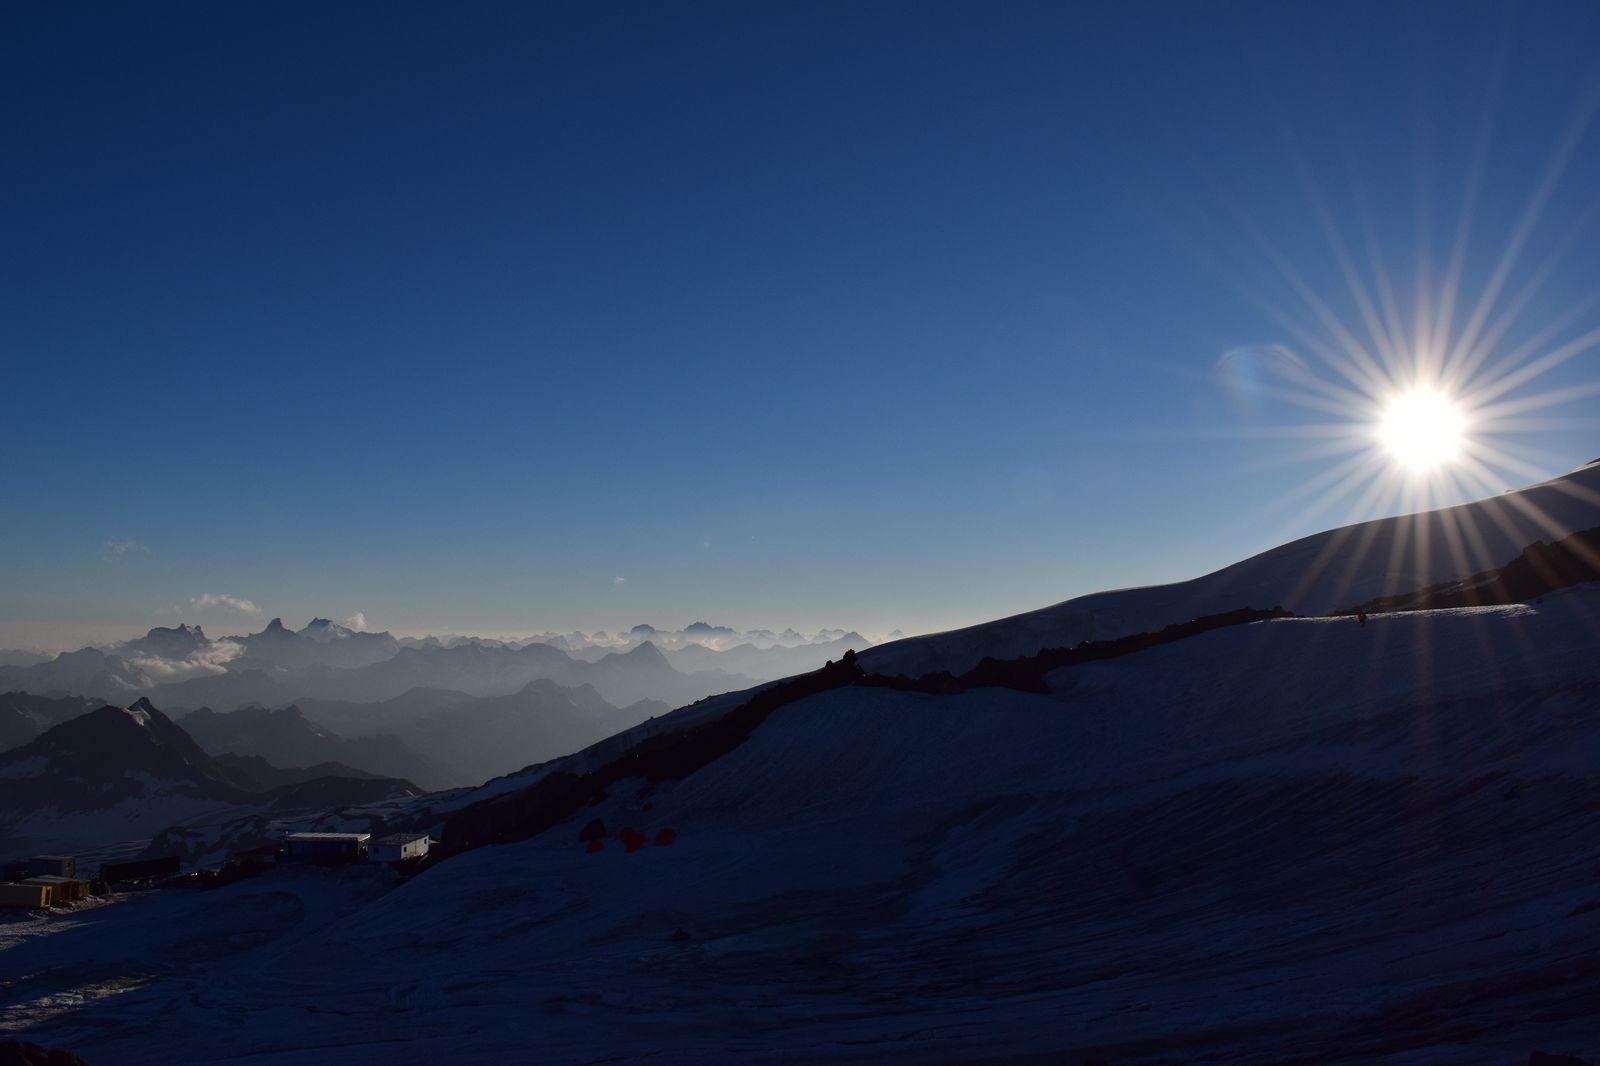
[619,828,647,853]
[585,839,604,854]
[653,828,676,846]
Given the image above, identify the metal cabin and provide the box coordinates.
[22,876,89,904]
[284,832,370,862]
[0,883,52,910]
[27,856,75,878]
[367,833,431,864]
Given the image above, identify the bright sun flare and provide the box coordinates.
[1378,387,1468,472]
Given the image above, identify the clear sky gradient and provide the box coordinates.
[5,2,1599,648]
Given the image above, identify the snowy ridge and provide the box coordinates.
[861,458,1600,677]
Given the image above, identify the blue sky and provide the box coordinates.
[4,1,1599,648]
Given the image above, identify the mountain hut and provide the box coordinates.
[23,876,88,904]
[0,883,52,909]
[285,832,370,862]
[368,833,431,864]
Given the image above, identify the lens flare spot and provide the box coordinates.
[1378,387,1467,472]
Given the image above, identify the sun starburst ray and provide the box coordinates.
[1444,205,1600,393]
[1354,187,1415,368]
[1295,155,1409,374]
[1451,287,1600,399]
[1449,82,1600,371]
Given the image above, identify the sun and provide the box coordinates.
[1377,387,1469,473]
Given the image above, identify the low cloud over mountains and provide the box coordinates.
[0,616,885,789]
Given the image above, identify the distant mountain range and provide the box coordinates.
[0,698,421,855]
[295,679,672,787]
[231,617,401,671]
[171,680,670,789]
[659,632,870,681]
[209,752,389,788]
[0,649,50,669]
[177,704,451,790]
[0,616,878,806]
[0,616,867,727]
[0,691,104,751]
[125,637,753,712]
[403,622,885,658]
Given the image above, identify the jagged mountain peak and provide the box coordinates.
[612,639,670,665]
[301,617,351,642]
[1,697,254,799]
[125,695,159,724]
[120,624,211,657]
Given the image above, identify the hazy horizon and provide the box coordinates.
[0,615,912,657]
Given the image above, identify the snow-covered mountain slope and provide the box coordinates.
[863,458,1600,677]
[9,583,1600,1064]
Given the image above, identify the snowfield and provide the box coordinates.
[4,582,1600,1063]
[861,458,1600,676]
[0,792,251,864]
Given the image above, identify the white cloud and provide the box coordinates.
[126,638,243,684]
[613,576,626,585]
[344,611,368,631]
[189,593,262,615]
[101,538,149,560]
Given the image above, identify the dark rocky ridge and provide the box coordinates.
[1338,524,1600,615]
